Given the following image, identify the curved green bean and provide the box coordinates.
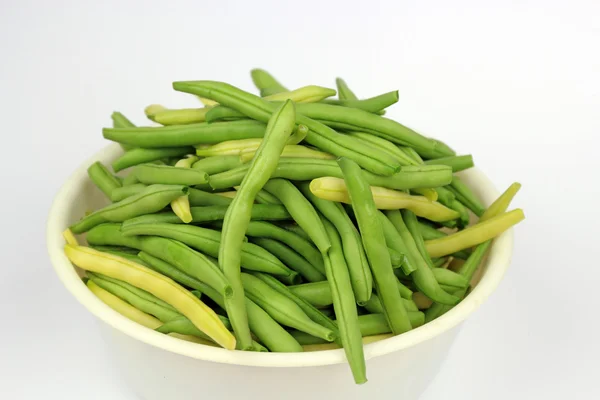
[112,147,194,172]
[424,155,474,172]
[432,268,469,288]
[263,179,331,253]
[187,188,232,206]
[251,68,288,96]
[254,189,282,205]
[110,183,148,202]
[121,204,291,228]
[448,175,485,216]
[346,132,418,166]
[378,211,416,275]
[337,157,412,334]
[70,185,188,233]
[241,273,335,342]
[321,91,398,113]
[251,237,326,282]
[219,100,297,350]
[289,282,334,308]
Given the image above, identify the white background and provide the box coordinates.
[1,0,598,398]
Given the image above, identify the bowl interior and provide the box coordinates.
[47,143,513,367]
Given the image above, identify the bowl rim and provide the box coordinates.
[47,143,513,368]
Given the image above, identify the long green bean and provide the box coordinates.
[132,164,209,185]
[112,147,194,172]
[424,155,474,172]
[87,161,122,198]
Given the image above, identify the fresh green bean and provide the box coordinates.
[173,81,402,176]
[362,291,419,314]
[426,209,525,257]
[294,102,449,158]
[86,224,232,298]
[192,155,243,175]
[424,155,474,172]
[88,272,182,322]
[240,273,335,342]
[121,204,291,228]
[401,209,437,269]
[252,272,340,345]
[388,246,403,268]
[70,185,188,233]
[335,78,358,101]
[263,179,331,253]
[112,147,194,172]
[153,108,211,126]
[251,68,288,96]
[431,268,469,288]
[385,210,460,305]
[251,237,326,282]
[449,175,485,216]
[109,184,148,202]
[132,164,208,185]
[219,100,297,350]
[87,161,122,198]
[321,219,366,384]
[208,158,452,191]
[104,120,267,148]
[289,282,334,308]
[111,111,135,128]
[432,258,448,268]
[298,182,372,305]
[120,223,298,279]
[140,251,301,352]
[278,223,312,242]
[337,157,412,334]
[400,146,424,164]
[242,221,325,273]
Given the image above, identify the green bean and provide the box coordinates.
[362,291,419,314]
[449,175,485,216]
[431,268,469,288]
[289,282,334,308]
[173,81,402,176]
[111,112,136,150]
[121,223,298,279]
[400,146,424,164]
[298,182,372,305]
[145,104,168,121]
[140,251,300,352]
[294,102,448,158]
[337,157,412,334]
[192,155,243,175]
[321,219,366,384]
[426,209,525,257]
[401,209,437,270]
[219,100,297,350]
[187,188,232,206]
[251,68,288,96]
[88,272,182,322]
[242,221,325,273]
[252,272,340,345]
[346,132,418,166]
[112,147,194,172]
[378,211,416,275]
[208,158,451,191]
[432,258,448,268]
[122,172,140,186]
[103,120,267,149]
[87,161,122,198]
[254,189,282,205]
[263,179,331,253]
[388,246,403,268]
[86,224,232,298]
[109,183,148,202]
[121,204,291,228]
[321,90,398,113]
[335,78,358,101]
[424,155,474,172]
[130,164,208,186]
[251,238,326,282]
[87,271,178,312]
[70,185,188,233]
[240,273,335,342]
[416,221,470,259]
[385,210,460,305]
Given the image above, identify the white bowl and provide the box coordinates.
[47,143,513,400]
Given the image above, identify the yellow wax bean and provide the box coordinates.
[62,228,78,246]
[425,209,525,258]
[215,191,237,199]
[412,188,438,202]
[153,108,212,126]
[196,138,263,157]
[310,177,460,222]
[66,245,236,350]
[144,104,168,121]
[170,156,199,223]
[480,182,522,222]
[264,85,337,103]
[240,145,336,163]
